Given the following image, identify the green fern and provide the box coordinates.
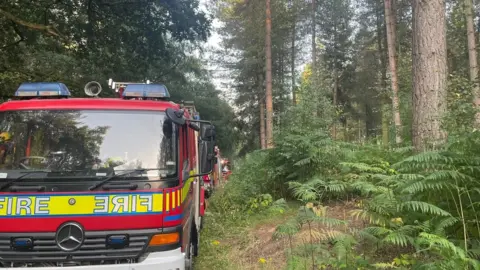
[340,162,387,173]
[416,233,468,259]
[432,217,459,235]
[288,181,319,202]
[331,233,357,262]
[382,231,413,247]
[294,157,312,166]
[350,209,391,226]
[399,201,452,216]
[273,219,300,240]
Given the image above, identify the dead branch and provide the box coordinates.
[0,8,63,37]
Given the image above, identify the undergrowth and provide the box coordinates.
[195,187,292,269]
[200,130,480,269]
[196,78,480,269]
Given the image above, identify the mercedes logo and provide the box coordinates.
[55,222,84,251]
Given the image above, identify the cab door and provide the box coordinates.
[193,127,201,231]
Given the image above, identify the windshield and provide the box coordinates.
[0,110,177,177]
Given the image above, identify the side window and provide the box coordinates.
[182,127,189,170]
[189,128,195,168]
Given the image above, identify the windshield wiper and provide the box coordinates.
[88,168,164,191]
[0,169,96,192]
[0,170,50,191]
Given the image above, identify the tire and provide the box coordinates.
[186,222,199,270]
[185,241,194,270]
[192,222,199,257]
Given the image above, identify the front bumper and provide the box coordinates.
[2,249,185,270]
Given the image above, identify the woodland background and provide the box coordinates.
[2,0,480,269]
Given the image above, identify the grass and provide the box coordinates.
[194,201,301,270]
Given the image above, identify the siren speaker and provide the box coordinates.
[84,81,102,97]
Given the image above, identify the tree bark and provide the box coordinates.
[384,0,403,144]
[464,0,480,120]
[412,0,448,151]
[381,105,390,146]
[333,65,338,140]
[292,13,297,105]
[465,0,478,84]
[265,0,274,148]
[376,0,389,146]
[260,99,266,149]
[311,0,317,72]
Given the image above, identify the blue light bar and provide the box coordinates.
[15,82,71,97]
[122,84,170,99]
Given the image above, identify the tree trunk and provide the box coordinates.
[332,66,338,140]
[464,0,480,121]
[292,14,297,105]
[365,103,377,138]
[376,0,389,146]
[265,0,274,148]
[412,0,448,151]
[260,99,266,149]
[465,0,478,83]
[381,105,390,146]
[384,0,403,144]
[311,0,317,72]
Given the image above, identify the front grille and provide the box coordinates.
[0,229,156,267]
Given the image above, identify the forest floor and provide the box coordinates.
[195,200,365,270]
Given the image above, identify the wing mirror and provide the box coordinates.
[166,108,186,125]
[199,123,216,174]
[166,108,216,175]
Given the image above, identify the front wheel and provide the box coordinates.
[185,241,194,270]
[192,222,199,257]
[186,222,199,269]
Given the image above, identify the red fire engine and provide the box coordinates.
[0,80,217,270]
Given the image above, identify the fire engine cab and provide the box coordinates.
[0,80,216,270]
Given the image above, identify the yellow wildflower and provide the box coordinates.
[258,258,266,264]
[211,240,220,246]
[391,217,403,225]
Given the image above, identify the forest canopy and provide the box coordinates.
[0,0,237,156]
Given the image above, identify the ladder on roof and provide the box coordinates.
[182,101,200,120]
[107,78,150,93]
